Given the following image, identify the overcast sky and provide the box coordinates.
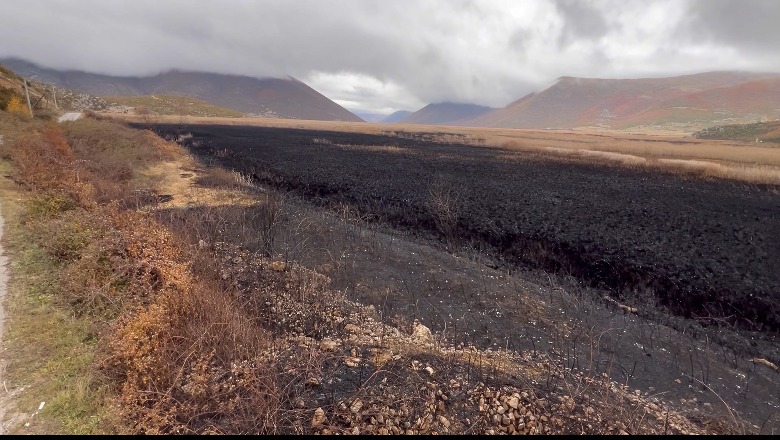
[2,0,779,115]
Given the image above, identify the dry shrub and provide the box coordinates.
[63,118,179,164]
[23,192,82,220]
[108,276,298,434]
[426,178,461,249]
[155,194,286,259]
[11,130,77,190]
[194,166,257,190]
[43,125,76,161]
[59,118,183,206]
[6,95,30,117]
[82,202,313,433]
[53,209,186,317]
[255,192,286,256]
[2,116,298,433]
[99,212,318,434]
[9,127,96,213]
[194,166,239,188]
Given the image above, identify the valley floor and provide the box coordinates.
[0,113,777,434]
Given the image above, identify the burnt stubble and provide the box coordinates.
[147,123,780,335]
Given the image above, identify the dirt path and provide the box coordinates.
[0,207,9,434]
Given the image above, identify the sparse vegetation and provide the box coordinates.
[4,95,30,117]
[105,95,245,118]
[694,120,780,144]
[0,87,24,111]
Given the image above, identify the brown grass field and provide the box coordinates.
[103,114,780,186]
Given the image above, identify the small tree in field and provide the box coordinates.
[427,179,461,250]
[6,95,31,117]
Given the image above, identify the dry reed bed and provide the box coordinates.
[105,114,780,185]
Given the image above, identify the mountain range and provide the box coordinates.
[380,110,412,123]
[4,57,780,131]
[465,71,780,131]
[0,58,363,122]
[396,102,495,125]
[380,71,780,131]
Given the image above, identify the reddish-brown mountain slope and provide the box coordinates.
[467,72,780,131]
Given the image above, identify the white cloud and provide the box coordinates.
[0,0,778,114]
[305,71,423,114]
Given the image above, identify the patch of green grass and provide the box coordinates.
[23,193,79,221]
[105,95,245,118]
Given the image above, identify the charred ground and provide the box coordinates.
[146,123,780,339]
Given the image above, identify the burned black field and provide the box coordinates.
[147,123,780,334]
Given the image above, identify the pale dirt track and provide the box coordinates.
[0,207,9,434]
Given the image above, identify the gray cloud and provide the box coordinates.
[678,0,780,52]
[553,0,608,45]
[0,0,778,114]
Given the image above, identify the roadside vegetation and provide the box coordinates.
[0,106,768,434]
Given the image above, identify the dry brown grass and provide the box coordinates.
[0,114,350,434]
[102,114,780,186]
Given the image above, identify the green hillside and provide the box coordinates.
[693,120,780,144]
[105,94,246,118]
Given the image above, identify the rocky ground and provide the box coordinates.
[201,240,737,435]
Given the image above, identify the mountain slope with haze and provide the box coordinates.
[398,102,495,125]
[1,58,363,122]
[380,110,412,123]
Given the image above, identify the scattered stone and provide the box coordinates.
[311,408,326,427]
[411,320,433,343]
[320,339,339,351]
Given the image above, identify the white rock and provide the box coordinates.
[412,321,433,343]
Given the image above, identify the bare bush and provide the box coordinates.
[426,178,461,250]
